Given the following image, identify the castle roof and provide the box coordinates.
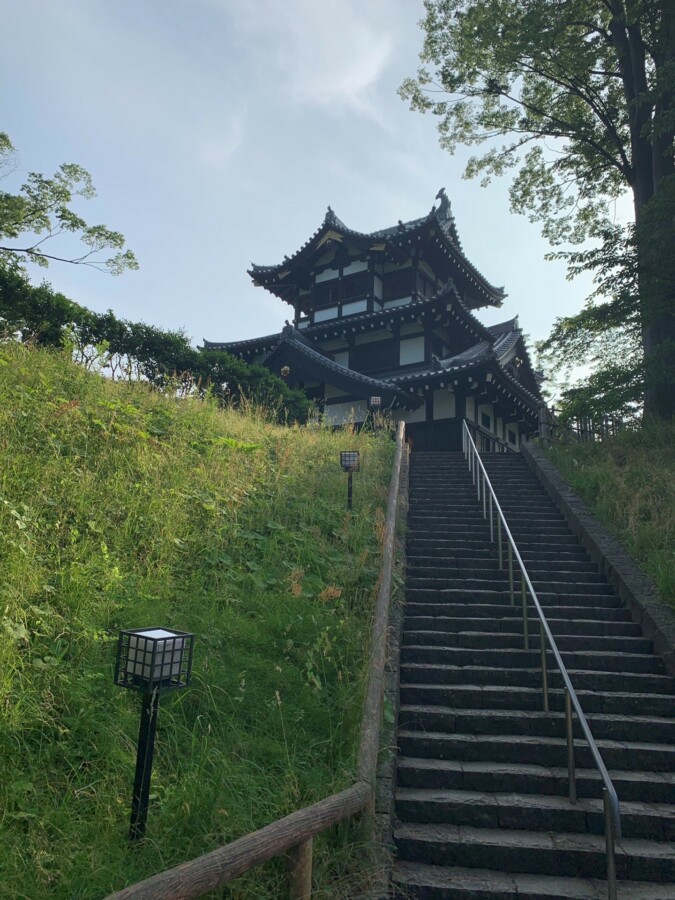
[248,189,505,309]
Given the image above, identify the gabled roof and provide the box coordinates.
[249,188,505,309]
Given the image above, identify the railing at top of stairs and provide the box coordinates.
[462,420,622,900]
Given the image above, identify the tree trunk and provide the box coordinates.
[636,176,675,420]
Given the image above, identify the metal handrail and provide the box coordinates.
[462,421,621,899]
[464,418,515,454]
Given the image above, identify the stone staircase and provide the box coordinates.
[391,451,675,899]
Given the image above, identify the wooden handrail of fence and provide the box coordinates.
[106,420,407,900]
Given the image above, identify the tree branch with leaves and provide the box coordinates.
[0,132,138,275]
[401,0,675,419]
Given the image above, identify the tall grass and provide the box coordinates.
[0,343,395,898]
[545,420,675,607]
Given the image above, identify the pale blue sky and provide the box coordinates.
[2,0,610,353]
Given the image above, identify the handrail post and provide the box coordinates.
[540,622,549,712]
[521,575,529,649]
[489,493,494,543]
[565,689,577,803]
[289,838,313,900]
[604,789,618,900]
[482,472,487,519]
[508,543,514,605]
[497,516,503,569]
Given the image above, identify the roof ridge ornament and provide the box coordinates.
[435,187,452,221]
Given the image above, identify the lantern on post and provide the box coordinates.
[340,450,360,510]
[114,627,195,841]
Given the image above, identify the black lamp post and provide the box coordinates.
[114,627,195,841]
[340,450,360,510]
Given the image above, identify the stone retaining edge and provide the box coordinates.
[370,443,409,899]
[522,441,675,678]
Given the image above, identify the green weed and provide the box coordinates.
[0,343,395,898]
[545,420,675,607]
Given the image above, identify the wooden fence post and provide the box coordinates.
[288,837,313,899]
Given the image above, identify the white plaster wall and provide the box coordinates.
[400,336,425,366]
[342,260,368,277]
[506,423,520,448]
[314,307,339,322]
[395,405,427,424]
[466,396,475,421]
[323,400,368,424]
[478,403,494,431]
[433,389,455,420]
[342,300,368,316]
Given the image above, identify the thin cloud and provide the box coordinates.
[197,114,246,169]
[196,0,395,118]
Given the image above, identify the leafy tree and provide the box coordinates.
[0,266,311,423]
[0,132,137,275]
[401,0,675,419]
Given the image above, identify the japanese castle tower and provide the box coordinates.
[205,189,543,451]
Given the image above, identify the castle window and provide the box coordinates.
[342,271,370,301]
[315,280,340,307]
[383,269,413,301]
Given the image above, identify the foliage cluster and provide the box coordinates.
[0,131,137,275]
[0,264,311,423]
[0,342,395,898]
[546,421,675,606]
[401,0,675,420]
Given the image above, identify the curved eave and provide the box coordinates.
[264,334,416,408]
[387,354,540,420]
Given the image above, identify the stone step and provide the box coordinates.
[399,663,675,695]
[398,683,675,718]
[403,615,641,637]
[406,506,560,518]
[393,823,675,881]
[405,544,592,564]
[408,557,599,574]
[395,788,675,842]
[396,729,675,773]
[392,860,675,899]
[397,705,675,744]
[407,517,572,534]
[400,645,665,675]
[396,757,675,804]
[402,629,654,655]
[404,599,628,618]
[406,577,616,597]
[407,530,581,547]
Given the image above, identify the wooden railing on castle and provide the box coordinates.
[106,420,407,900]
[538,405,624,445]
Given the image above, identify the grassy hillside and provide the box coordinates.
[545,422,675,607]
[0,343,395,898]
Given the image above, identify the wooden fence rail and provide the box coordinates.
[107,420,407,900]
